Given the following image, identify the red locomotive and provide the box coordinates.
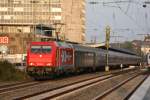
[27,41,74,79]
[27,41,141,79]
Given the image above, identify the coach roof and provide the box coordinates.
[56,41,73,48]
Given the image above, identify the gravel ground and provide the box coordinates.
[0,71,111,100]
[52,71,139,100]
[101,75,146,100]
[0,80,33,88]
[0,81,22,87]
[0,69,137,100]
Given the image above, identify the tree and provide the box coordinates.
[121,41,141,55]
[121,41,133,51]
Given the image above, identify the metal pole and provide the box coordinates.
[56,32,59,41]
[2,53,4,61]
[54,23,65,41]
[105,26,111,71]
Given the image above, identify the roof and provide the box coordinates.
[56,41,73,48]
[85,43,105,47]
[96,46,136,55]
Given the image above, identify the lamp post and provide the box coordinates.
[105,26,111,71]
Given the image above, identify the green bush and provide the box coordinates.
[0,60,29,81]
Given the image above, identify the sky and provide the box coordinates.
[85,0,150,43]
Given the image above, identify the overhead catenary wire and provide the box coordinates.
[88,0,150,43]
[125,0,132,13]
[113,0,145,31]
[89,0,147,31]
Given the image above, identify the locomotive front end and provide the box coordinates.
[27,42,57,78]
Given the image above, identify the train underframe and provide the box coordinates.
[27,63,140,80]
[27,66,58,80]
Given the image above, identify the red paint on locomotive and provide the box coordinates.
[27,42,56,67]
[26,41,74,77]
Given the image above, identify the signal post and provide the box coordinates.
[105,26,111,71]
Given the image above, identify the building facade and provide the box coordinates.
[0,0,85,54]
[132,35,150,55]
[141,35,150,55]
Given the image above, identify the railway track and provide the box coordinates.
[0,81,30,88]
[0,69,126,96]
[0,80,35,89]
[14,69,139,100]
[0,81,40,94]
[93,72,149,100]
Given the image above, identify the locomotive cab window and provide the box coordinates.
[31,45,52,53]
[31,46,41,53]
[42,46,52,53]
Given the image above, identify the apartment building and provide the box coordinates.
[0,0,85,54]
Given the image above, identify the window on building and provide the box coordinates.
[30,0,39,3]
[0,7,8,12]
[13,0,22,4]
[51,0,60,3]
[13,7,24,12]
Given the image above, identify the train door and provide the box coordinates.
[56,48,60,67]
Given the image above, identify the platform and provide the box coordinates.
[129,74,150,100]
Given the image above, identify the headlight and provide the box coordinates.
[47,63,52,66]
[30,63,34,66]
